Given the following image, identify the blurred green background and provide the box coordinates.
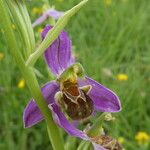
[0,0,150,149]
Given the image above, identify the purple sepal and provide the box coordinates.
[32,9,64,28]
[23,100,43,128]
[42,25,75,76]
[49,103,88,140]
[78,76,121,112]
[23,81,59,128]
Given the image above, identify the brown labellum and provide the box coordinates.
[58,80,94,120]
[92,135,123,150]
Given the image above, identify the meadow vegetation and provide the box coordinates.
[0,0,149,149]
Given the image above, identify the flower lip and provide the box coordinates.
[56,80,94,120]
[62,89,94,120]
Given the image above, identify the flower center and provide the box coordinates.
[57,80,94,120]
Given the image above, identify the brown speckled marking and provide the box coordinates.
[59,80,94,120]
[62,90,93,120]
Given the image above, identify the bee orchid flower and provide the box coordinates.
[23,25,121,149]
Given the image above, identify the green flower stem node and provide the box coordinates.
[57,63,85,83]
[87,112,109,137]
[25,0,88,67]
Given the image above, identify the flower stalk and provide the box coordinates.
[87,112,109,137]
[26,0,88,67]
[0,1,63,150]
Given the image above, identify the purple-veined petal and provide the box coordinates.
[23,100,43,128]
[32,9,64,28]
[46,9,64,19]
[78,76,121,112]
[32,14,47,28]
[23,81,59,128]
[42,25,75,76]
[49,103,88,140]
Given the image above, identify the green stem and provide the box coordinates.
[87,113,108,137]
[25,69,64,150]
[26,0,88,67]
[0,1,64,150]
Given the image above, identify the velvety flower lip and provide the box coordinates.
[32,9,64,28]
[42,25,75,76]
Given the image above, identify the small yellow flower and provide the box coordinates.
[32,7,42,15]
[116,74,128,81]
[135,132,150,144]
[104,0,112,6]
[118,137,125,144]
[0,52,4,61]
[12,24,16,30]
[17,79,25,89]
[37,28,43,33]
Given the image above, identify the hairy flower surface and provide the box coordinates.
[23,25,121,149]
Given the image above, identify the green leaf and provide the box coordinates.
[26,0,88,67]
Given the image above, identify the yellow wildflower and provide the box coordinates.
[0,52,4,61]
[104,0,112,6]
[32,7,42,15]
[37,28,43,33]
[17,79,25,89]
[116,74,128,81]
[118,137,125,144]
[135,132,150,144]
[12,24,16,30]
